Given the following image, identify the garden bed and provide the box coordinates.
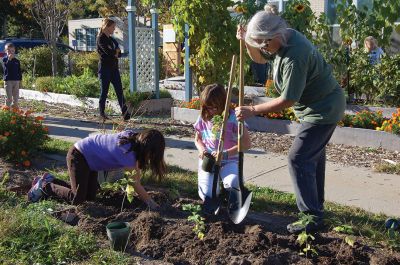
[171,107,400,151]
[3,170,400,265]
[253,97,399,119]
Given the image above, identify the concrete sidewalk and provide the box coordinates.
[43,116,400,217]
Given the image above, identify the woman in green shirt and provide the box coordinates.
[235,10,345,234]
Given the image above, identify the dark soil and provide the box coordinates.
[2,162,400,265]
[71,192,400,265]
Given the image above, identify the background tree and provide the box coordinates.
[21,0,78,76]
[171,0,238,88]
[0,0,41,38]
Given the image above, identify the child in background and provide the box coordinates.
[2,43,22,108]
[194,84,251,204]
[28,129,166,210]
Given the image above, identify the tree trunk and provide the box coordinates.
[2,15,7,38]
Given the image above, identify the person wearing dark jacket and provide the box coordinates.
[2,43,22,108]
[97,18,130,121]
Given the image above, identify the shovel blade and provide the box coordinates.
[228,188,252,224]
[203,196,221,216]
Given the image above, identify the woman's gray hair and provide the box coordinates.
[245,11,288,48]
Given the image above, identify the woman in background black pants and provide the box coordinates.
[96,18,130,121]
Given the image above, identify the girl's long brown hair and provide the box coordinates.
[118,129,166,181]
[99,18,116,35]
[200,83,226,121]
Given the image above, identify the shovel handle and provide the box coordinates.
[238,39,245,152]
[215,55,238,166]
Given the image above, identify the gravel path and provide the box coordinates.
[9,97,400,170]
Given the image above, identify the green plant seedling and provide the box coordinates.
[182,203,206,240]
[344,235,356,247]
[211,114,223,137]
[1,172,10,187]
[333,225,354,235]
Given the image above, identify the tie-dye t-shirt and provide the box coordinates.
[194,110,241,161]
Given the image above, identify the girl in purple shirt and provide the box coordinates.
[28,129,166,209]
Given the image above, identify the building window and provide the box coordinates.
[75,29,85,50]
[86,28,99,51]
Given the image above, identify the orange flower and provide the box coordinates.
[23,160,31,167]
[10,120,16,125]
[35,116,44,121]
[43,126,49,132]
[4,132,10,137]
[2,105,10,110]
[25,110,33,116]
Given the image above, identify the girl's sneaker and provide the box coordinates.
[27,173,54,202]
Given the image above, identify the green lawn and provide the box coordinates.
[0,189,134,265]
[0,138,397,264]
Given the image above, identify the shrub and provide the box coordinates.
[121,73,130,91]
[34,76,61,93]
[171,0,238,86]
[0,106,48,166]
[375,54,400,106]
[18,46,65,77]
[378,108,400,135]
[33,70,99,97]
[22,74,36,90]
[63,69,99,98]
[124,91,153,109]
[69,51,99,76]
[159,89,172,99]
[348,51,380,103]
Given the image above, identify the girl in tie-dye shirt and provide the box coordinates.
[194,84,251,202]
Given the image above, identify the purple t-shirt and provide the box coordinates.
[75,130,136,171]
[194,110,240,161]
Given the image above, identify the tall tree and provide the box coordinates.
[21,0,77,76]
[0,0,40,38]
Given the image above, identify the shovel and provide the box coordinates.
[228,39,253,224]
[203,55,238,215]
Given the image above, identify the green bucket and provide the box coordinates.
[106,221,131,251]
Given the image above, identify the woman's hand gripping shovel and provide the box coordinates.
[227,39,253,224]
[203,55,238,216]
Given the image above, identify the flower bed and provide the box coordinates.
[0,106,48,166]
[171,106,400,151]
